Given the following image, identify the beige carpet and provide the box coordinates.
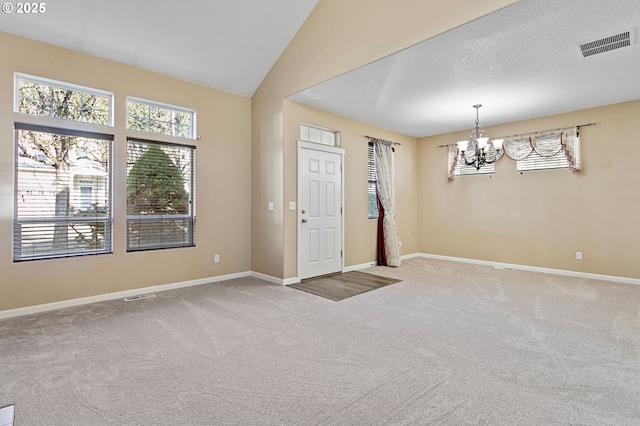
[1,257,639,425]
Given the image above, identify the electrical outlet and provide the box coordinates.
[576,251,582,260]
[214,254,220,263]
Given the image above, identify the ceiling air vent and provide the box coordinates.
[578,30,632,58]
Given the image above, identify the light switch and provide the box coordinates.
[268,202,274,211]
[289,201,296,210]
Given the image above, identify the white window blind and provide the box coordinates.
[368,143,395,219]
[126,138,196,251]
[454,162,495,176]
[453,147,495,176]
[517,138,580,171]
[14,123,113,261]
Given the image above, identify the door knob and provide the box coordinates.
[301,218,308,223]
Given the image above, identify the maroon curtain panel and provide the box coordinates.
[376,193,387,266]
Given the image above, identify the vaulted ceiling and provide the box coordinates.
[0,0,319,97]
[1,0,638,138]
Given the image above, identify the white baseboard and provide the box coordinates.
[343,261,377,272]
[342,253,419,272]
[0,271,252,320]
[250,271,301,286]
[416,253,640,286]
[401,253,422,261]
[276,262,379,284]
[7,253,633,320]
[264,254,421,284]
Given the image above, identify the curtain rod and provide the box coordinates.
[365,135,401,145]
[437,122,596,147]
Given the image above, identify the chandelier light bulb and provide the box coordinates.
[477,137,489,149]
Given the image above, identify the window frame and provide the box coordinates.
[516,139,580,172]
[453,146,496,176]
[300,123,340,147]
[13,122,113,262]
[367,142,395,219]
[15,73,114,127]
[454,161,496,176]
[126,137,197,252]
[126,97,196,140]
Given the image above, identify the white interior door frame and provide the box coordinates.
[297,140,345,280]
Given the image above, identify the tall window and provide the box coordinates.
[14,124,112,261]
[368,143,395,219]
[127,97,195,139]
[126,138,196,251]
[13,74,113,262]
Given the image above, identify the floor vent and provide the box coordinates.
[124,293,156,302]
[493,266,515,271]
[578,30,632,57]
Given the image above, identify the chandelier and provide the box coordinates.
[457,104,503,170]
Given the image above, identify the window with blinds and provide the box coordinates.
[126,138,196,251]
[517,138,580,171]
[14,123,113,261]
[454,161,495,176]
[367,143,395,219]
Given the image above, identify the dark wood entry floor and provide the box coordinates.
[289,271,402,301]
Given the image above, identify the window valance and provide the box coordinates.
[447,126,581,180]
[500,126,580,171]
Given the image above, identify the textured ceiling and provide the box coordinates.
[289,0,640,138]
[0,0,318,97]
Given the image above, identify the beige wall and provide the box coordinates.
[418,100,640,279]
[282,100,419,276]
[0,32,252,311]
[2,2,635,312]
[252,0,518,279]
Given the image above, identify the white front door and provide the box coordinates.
[298,145,343,280]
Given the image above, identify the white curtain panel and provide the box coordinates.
[447,145,458,181]
[374,139,401,267]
